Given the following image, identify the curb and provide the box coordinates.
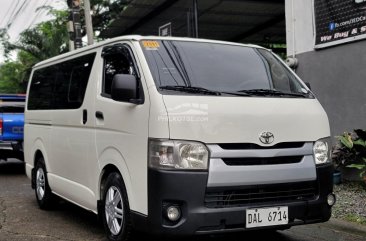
[320,218,366,237]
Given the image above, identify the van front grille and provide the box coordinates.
[205,181,318,208]
[222,156,303,166]
[218,142,305,150]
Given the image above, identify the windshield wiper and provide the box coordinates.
[237,89,311,98]
[159,85,221,96]
[221,91,251,97]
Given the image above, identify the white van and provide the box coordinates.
[25,36,335,240]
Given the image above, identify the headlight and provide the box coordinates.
[149,139,209,170]
[313,138,331,165]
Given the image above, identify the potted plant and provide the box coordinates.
[332,129,366,184]
[346,129,366,183]
[332,133,354,184]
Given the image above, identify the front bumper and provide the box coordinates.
[131,164,333,236]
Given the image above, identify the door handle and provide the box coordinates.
[82,109,87,124]
[95,111,104,120]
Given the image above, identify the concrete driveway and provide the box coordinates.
[0,160,365,241]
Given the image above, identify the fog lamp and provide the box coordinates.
[327,193,336,206]
[166,206,181,222]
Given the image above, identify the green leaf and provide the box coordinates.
[347,164,365,170]
[360,170,366,178]
[340,135,353,149]
[354,139,366,147]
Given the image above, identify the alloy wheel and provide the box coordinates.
[36,168,45,200]
[105,186,124,235]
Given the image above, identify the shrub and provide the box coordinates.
[332,129,366,177]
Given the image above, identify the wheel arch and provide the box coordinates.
[28,138,51,170]
[28,139,50,189]
[30,150,44,189]
[34,150,44,166]
[97,147,134,212]
[99,164,122,200]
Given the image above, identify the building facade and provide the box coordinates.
[286,0,366,137]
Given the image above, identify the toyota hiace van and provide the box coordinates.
[25,36,335,240]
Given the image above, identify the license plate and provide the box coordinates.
[246,206,288,228]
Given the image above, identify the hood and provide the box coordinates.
[162,95,330,145]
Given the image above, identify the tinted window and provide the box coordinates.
[103,54,132,95]
[28,53,96,110]
[102,48,137,96]
[101,44,144,102]
[52,54,95,109]
[141,40,308,97]
[28,66,54,110]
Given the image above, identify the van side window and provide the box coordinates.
[53,54,95,109]
[69,65,90,103]
[28,66,55,110]
[102,49,136,97]
[28,53,96,110]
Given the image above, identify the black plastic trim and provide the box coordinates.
[130,165,333,236]
[222,156,303,166]
[218,142,305,150]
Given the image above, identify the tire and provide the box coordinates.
[34,158,55,209]
[102,172,132,241]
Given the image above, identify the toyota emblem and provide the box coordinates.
[259,132,274,144]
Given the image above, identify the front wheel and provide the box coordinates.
[102,172,132,241]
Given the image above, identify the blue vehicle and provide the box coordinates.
[0,94,25,161]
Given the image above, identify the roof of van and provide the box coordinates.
[34,35,265,68]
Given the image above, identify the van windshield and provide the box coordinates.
[141,40,312,98]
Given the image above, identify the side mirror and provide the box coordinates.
[111,74,142,104]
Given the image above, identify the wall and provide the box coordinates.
[285,0,366,137]
[285,0,314,56]
[295,41,366,136]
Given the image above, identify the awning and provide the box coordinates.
[100,0,285,45]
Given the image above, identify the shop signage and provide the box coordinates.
[314,0,366,48]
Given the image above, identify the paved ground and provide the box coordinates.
[1,160,366,241]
